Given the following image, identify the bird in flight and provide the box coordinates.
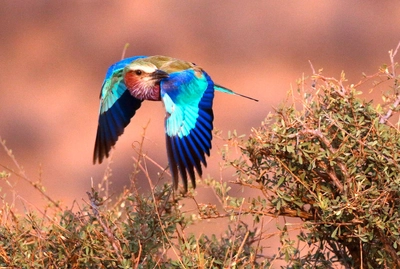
[93,55,258,192]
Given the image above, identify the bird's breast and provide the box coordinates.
[129,85,161,101]
[124,72,161,101]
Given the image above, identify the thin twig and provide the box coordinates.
[86,189,124,262]
[130,122,187,268]
[0,138,61,209]
[380,41,400,124]
[121,43,129,60]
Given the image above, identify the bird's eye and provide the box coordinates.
[134,70,142,76]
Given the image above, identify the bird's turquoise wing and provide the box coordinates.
[160,68,214,191]
[93,56,146,164]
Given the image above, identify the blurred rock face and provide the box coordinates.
[0,1,399,206]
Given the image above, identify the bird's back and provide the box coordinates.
[145,55,198,74]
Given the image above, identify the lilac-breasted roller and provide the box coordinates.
[93,55,257,191]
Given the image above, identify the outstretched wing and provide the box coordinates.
[161,68,214,191]
[93,56,146,164]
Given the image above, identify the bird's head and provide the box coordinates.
[124,60,169,101]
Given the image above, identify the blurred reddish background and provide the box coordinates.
[1,1,399,213]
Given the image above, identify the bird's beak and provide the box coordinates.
[151,69,169,80]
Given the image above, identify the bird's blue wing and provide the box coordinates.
[161,69,214,191]
[93,56,146,164]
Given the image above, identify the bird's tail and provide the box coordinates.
[214,84,259,102]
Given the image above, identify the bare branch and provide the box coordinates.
[380,41,400,124]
